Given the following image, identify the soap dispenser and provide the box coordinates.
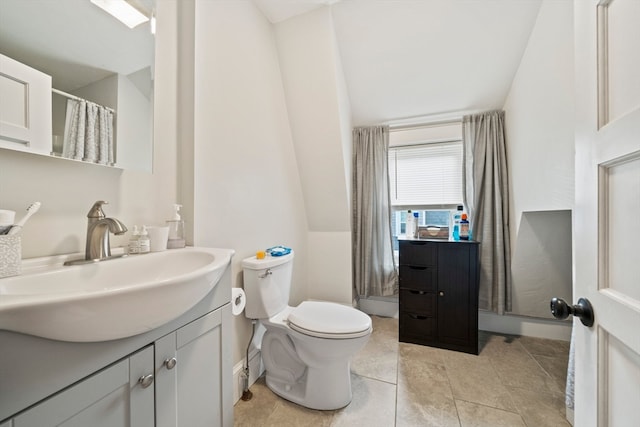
[138,225,151,254]
[166,204,186,249]
[128,225,140,254]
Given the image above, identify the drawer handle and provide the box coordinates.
[409,290,427,295]
[409,314,428,320]
[409,241,427,246]
[408,266,428,271]
[439,291,445,297]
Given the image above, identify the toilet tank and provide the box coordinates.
[241,251,294,319]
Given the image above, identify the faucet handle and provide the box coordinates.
[87,201,108,219]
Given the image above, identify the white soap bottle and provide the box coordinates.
[138,225,151,254]
[406,210,414,238]
[166,204,186,249]
[128,225,140,254]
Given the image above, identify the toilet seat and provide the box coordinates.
[288,301,372,339]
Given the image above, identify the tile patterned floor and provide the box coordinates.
[234,316,571,427]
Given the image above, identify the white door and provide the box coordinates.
[573,0,640,426]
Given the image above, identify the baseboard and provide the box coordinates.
[479,311,572,341]
[356,297,571,341]
[357,296,399,318]
[233,348,264,404]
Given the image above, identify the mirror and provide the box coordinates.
[0,0,154,172]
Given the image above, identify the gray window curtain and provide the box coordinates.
[352,126,398,299]
[462,110,512,314]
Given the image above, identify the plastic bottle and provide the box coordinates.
[413,211,419,238]
[138,225,151,253]
[406,210,414,238]
[166,204,186,249]
[128,225,140,254]
[460,213,470,241]
[451,205,463,241]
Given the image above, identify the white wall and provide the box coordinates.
[275,7,353,304]
[114,74,153,172]
[186,0,309,367]
[0,0,178,259]
[504,0,575,237]
[503,0,574,319]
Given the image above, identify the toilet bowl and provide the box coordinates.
[242,252,372,410]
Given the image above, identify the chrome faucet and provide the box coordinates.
[85,201,127,260]
[65,201,128,266]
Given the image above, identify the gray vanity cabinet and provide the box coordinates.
[6,306,231,427]
[155,307,232,427]
[0,266,233,427]
[13,346,155,427]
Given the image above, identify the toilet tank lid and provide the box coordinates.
[242,251,295,270]
[288,301,372,336]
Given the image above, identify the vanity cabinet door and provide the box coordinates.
[0,54,51,155]
[155,305,233,427]
[13,346,154,427]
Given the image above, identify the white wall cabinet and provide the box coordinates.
[0,54,52,155]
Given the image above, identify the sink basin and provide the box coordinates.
[0,247,233,342]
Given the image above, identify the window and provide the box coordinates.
[388,142,463,206]
[387,123,463,248]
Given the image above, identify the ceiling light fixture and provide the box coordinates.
[90,0,149,29]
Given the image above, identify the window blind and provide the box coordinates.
[388,141,463,206]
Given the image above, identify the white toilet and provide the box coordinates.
[242,251,372,410]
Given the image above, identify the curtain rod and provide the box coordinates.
[389,118,461,131]
[385,109,484,131]
[52,88,115,113]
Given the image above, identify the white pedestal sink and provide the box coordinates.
[0,247,234,342]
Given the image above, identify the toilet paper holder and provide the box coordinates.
[231,288,246,316]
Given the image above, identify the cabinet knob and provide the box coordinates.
[138,374,154,388]
[439,291,445,297]
[164,357,177,370]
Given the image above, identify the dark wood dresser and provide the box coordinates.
[399,239,480,355]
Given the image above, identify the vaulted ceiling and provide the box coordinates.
[1,0,544,126]
[255,0,543,126]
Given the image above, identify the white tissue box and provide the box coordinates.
[0,234,21,278]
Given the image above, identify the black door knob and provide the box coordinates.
[550,297,594,327]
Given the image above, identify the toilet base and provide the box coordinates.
[257,305,371,411]
[265,361,353,410]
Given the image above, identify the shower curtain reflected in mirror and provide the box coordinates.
[62,98,114,165]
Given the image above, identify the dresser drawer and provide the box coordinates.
[399,289,436,316]
[399,312,436,340]
[399,240,437,266]
[399,265,437,291]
